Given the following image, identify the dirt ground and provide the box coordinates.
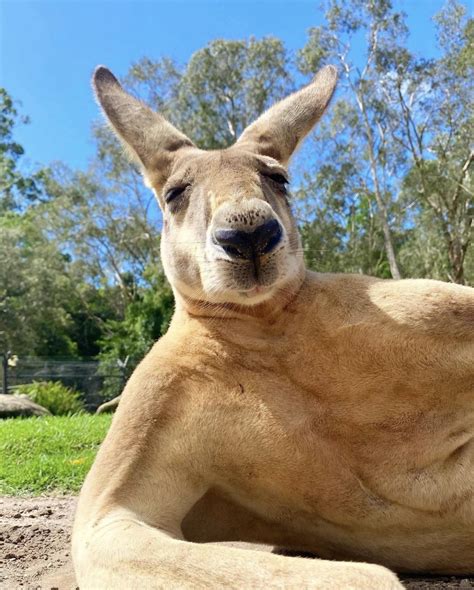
[0,496,76,590]
[1,496,473,590]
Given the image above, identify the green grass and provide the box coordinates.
[0,414,112,495]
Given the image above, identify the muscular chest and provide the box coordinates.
[202,357,474,533]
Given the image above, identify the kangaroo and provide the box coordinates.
[72,64,474,589]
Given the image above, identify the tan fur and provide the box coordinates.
[73,66,474,589]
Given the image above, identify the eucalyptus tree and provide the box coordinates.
[0,91,78,356]
[0,88,44,212]
[298,0,472,284]
[386,1,473,284]
[173,37,293,148]
[298,0,412,279]
[0,211,78,356]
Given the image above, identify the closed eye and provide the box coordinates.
[164,184,189,205]
[262,172,289,187]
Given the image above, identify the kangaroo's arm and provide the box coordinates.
[72,338,401,590]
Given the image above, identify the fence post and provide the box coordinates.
[117,356,129,393]
[1,352,9,395]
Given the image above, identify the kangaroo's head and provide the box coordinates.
[93,66,337,308]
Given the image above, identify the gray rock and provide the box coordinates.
[0,394,51,418]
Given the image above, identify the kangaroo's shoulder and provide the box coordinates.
[305,271,474,339]
[367,277,474,339]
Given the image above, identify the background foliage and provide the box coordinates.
[0,0,472,398]
[14,381,85,416]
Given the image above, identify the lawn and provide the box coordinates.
[0,414,112,495]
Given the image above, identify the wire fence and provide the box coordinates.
[1,355,126,411]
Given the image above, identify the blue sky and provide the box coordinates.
[1,0,454,172]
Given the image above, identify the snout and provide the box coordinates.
[213,219,283,260]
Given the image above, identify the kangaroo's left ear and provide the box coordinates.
[236,66,337,165]
[92,66,195,186]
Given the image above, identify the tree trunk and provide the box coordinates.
[371,192,402,280]
[448,237,467,285]
[351,81,402,280]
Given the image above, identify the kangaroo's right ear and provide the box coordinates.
[92,66,195,185]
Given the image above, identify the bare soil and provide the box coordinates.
[0,496,76,590]
[0,496,472,589]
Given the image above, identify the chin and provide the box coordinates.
[203,271,299,307]
[174,257,304,308]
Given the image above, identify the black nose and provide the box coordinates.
[213,219,283,260]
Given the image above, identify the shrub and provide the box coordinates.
[14,381,85,416]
